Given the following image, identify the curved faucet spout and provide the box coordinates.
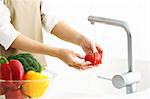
[88,16,133,72]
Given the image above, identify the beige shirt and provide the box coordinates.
[0,0,61,65]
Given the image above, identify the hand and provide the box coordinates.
[56,48,92,70]
[80,36,103,54]
[80,36,103,66]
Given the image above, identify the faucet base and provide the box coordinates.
[126,83,137,94]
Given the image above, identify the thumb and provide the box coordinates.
[75,53,84,59]
[91,41,97,53]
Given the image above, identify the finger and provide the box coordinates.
[77,62,93,70]
[71,59,91,69]
[75,53,85,59]
[82,61,92,66]
[70,65,81,70]
[72,61,85,67]
[80,64,93,70]
[80,66,93,70]
[72,64,92,70]
[91,41,97,53]
[96,43,103,54]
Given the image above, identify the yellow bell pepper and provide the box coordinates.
[22,71,49,98]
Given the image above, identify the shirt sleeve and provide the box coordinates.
[0,2,20,50]
[41,0,63,33]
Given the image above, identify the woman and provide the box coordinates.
[0,0,102,70]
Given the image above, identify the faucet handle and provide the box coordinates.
[112,72,141,89]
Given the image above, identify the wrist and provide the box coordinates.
[78,35,87,48]
[75,34,85,46]
[53,48,62,58]
[46,46,60,58]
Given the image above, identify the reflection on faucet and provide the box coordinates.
[88,16,140,94]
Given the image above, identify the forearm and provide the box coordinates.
[11,34,59,57]
[51,21,85,46]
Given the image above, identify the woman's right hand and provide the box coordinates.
[56,48,92,70]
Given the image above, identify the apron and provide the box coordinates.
[0,0,46,66]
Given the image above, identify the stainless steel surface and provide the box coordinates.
[88,16,136,94]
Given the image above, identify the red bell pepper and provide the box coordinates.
[0,59,25,80]
[0,56,12,80]
[9,60,25,89]
[85,52,103,66]
[0,63,13,80]
[5,89,24,99]
[0,84,6,95]
[0,55,25,98]
[9,60,25,80]
[0,56,13,94]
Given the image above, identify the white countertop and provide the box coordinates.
[43,58,150,99]
[50,88,150,99]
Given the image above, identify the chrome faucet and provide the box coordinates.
[88,16,141,94]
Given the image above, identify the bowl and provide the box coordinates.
[0,70,56,99]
